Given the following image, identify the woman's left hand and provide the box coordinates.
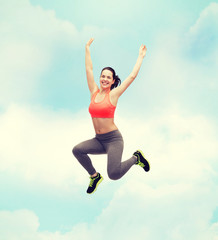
[139,44,147,58]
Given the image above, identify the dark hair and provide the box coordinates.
[101,67,121,90]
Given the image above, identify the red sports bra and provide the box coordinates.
[89,89,116,118]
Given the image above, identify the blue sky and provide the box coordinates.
[0,0,218,239]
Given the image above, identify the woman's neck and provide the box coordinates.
[99,88,110,94]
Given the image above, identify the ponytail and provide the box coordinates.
[100,67,121,90]
[111,74,121,90]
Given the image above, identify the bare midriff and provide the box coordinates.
[92,117,118,134]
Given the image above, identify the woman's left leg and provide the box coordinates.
[106,139,137,180]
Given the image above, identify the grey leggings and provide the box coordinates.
[72,130,137,180]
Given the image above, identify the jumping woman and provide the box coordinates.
[73,38,150,194]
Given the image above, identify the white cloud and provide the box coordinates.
[0,172,218,240]
[0,41,50,105]
[189,2,218,38]
[186,2,218,65]
[0,0,113,107]
[0,103,218,239]
[0,104,93,191]
[132,2,218,119]
[87,180,217,240]
[0,210,39,240]
[1,103,217,188]
[0,0,75,106]
[0,2,218,240]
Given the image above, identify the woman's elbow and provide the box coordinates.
[129,74,136,80]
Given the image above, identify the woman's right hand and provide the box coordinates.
[139,44,147,58]
[86,38,94,47]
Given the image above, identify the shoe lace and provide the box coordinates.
[89,178,94,187]
[89,176,97,187]
[138,161,145,168]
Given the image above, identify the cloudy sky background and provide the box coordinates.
[0,0,218,239]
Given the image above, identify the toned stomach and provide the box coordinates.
[92,118,118,134]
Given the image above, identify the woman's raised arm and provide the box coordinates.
[85,38,98,95]
[112,44,147,97]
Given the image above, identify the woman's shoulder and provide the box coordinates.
[90,88,99,99]
[109,89,119,106]
[109,87,120,98]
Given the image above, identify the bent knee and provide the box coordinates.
[72,145,81,156]
[108,171,120,180]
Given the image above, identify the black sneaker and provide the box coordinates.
[87,173,103,194]
[133,150,150,172]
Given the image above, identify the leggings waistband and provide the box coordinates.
[96,130,122,140]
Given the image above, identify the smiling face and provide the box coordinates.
[100,69,115,90]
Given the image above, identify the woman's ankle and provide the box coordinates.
[91,172,98,178]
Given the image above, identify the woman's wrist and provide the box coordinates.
[140,54,144,58]
[138,54,144,60]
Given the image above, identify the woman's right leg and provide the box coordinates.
[72,138,106,175]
